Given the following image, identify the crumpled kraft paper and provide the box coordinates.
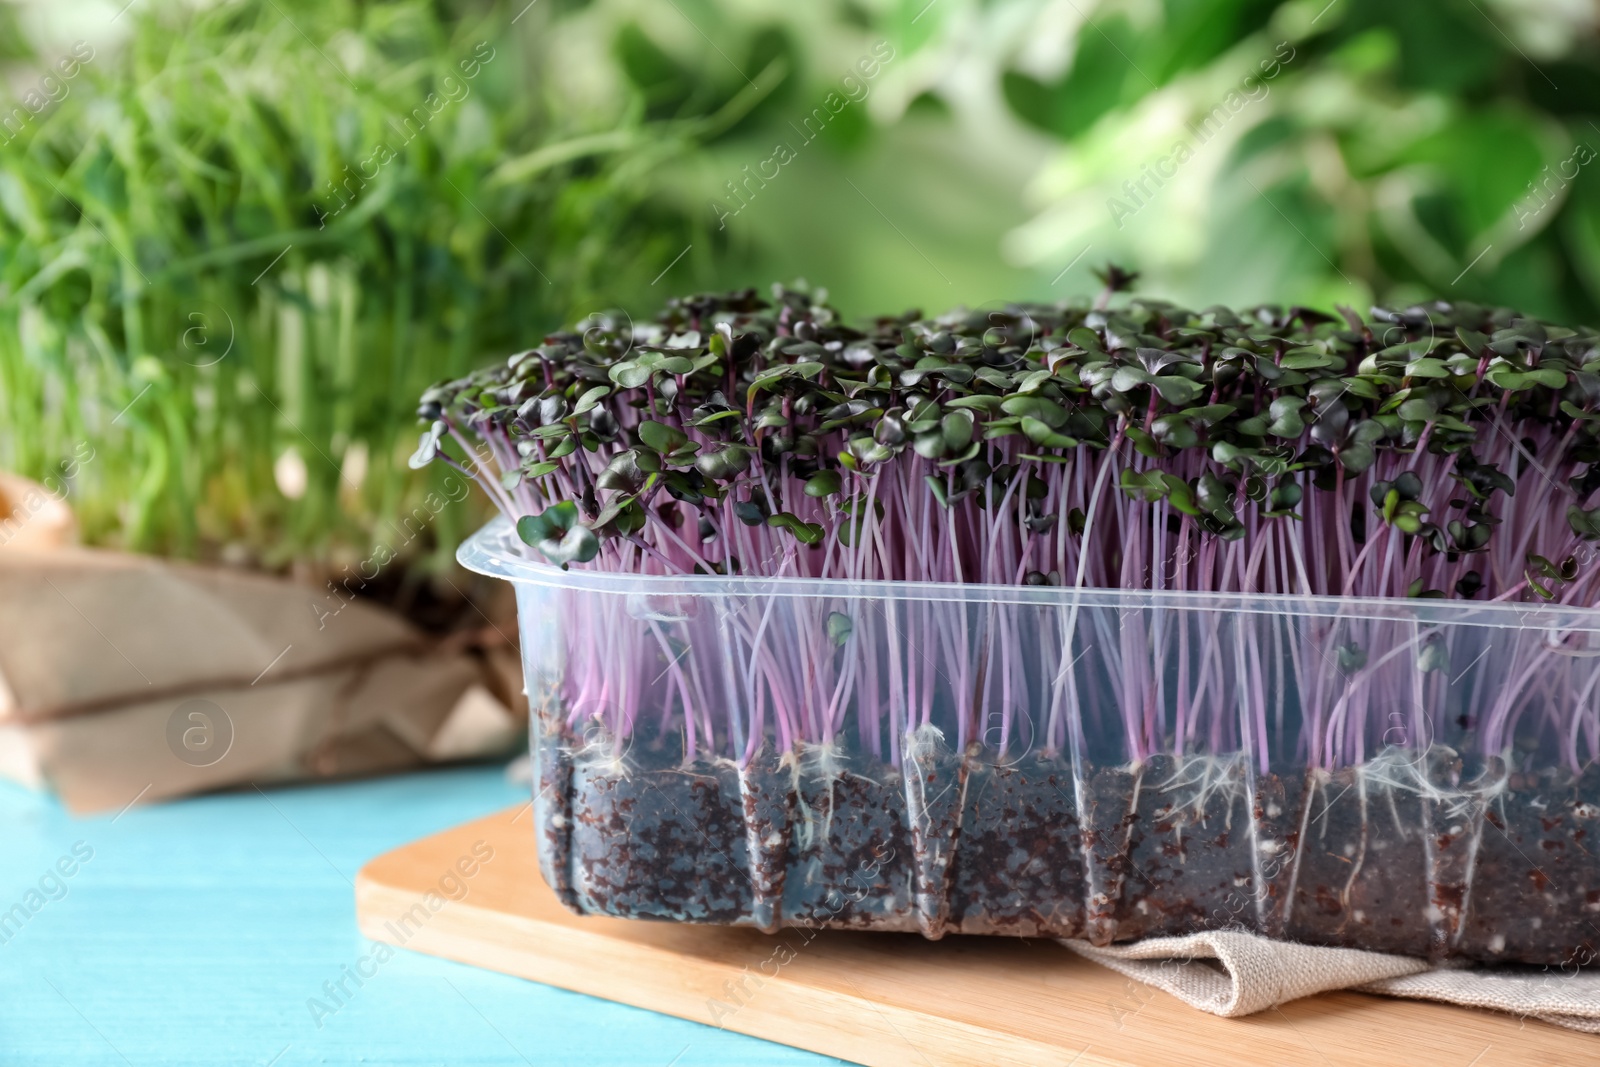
[0,470,77,551]
[1064,930,1600,1034]
[0,547,524,813]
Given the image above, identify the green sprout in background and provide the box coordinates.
[0,0,801,581]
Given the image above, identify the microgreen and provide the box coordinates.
[420,281,1600,609]
[435,281,1600,776]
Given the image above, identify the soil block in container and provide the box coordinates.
[779,743,912,932]
[1458,762,1600,965]
[1115,753,1258,940]
[900,726,966,938]
[1080,762,1142,945]
[530,708,579,912]
[567,745,753,924]
[948,750,1086,938]
[1285,762,1431,957]
[737,744,795,932]
[1416,750,1496,960]
[1250,763,1308,940]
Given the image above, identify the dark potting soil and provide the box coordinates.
[778,746,912,931]
[737,745,792,932]
[1113,754,1258,942]
[947,752,1086,938]
[567,752,753,923]
[530,710,579,913]
[1457,763,1600,967]
[1079,763,1138,945]
[1284,764,1433,957]
[1250,764,1305,940]
[542,733,1600,965]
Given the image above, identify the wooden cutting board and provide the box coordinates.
[355,804,1586,1066]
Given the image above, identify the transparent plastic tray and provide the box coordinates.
[462,519,1600,964]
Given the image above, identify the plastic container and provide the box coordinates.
[462,518,1600,965]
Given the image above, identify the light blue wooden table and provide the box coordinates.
[0,766,844,1066]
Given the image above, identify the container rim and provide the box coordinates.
[458,517,1600,633]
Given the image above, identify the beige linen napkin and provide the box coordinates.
[1064,931,1600,1034]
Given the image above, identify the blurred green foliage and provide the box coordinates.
[636,0,1600,322]
[971,0,1600,319]
[0,0,785,572]
[4,0,1599,578]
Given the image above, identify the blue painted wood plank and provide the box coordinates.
[0,767,844,1067]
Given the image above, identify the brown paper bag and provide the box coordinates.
[0,547,524,813]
